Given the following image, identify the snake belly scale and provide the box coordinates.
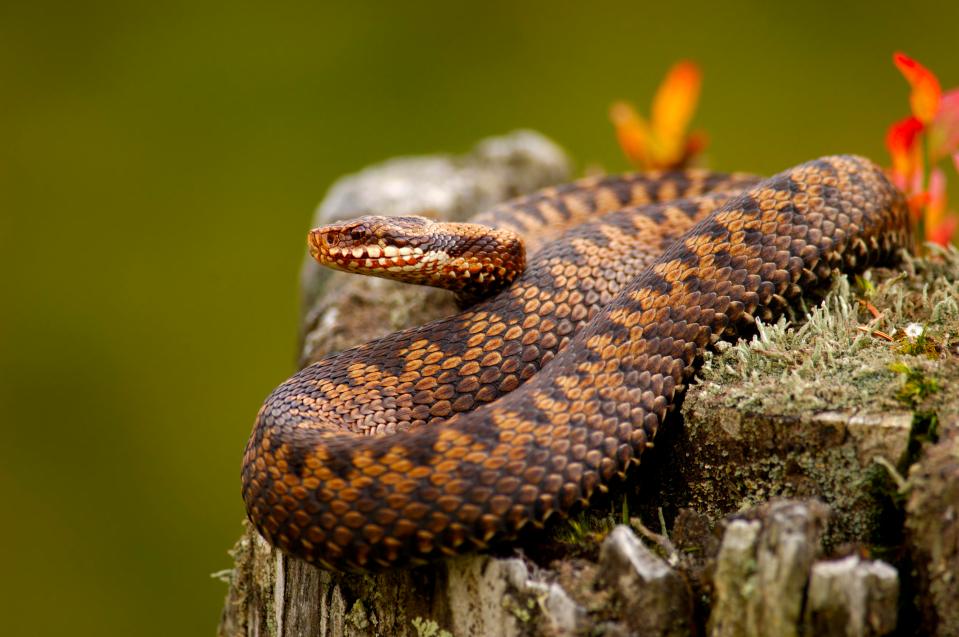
[242,156,910,571]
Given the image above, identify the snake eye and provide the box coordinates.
[350,228,365,241]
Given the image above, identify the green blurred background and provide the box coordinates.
[2,1,957,634]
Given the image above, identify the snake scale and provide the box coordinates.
[242,155,910,571]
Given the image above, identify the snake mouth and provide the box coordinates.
[308,228,436,272]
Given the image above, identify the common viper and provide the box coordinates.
[242,155,910,571]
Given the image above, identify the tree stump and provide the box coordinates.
[219,134,959,636]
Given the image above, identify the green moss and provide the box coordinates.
[411,617,453,637]
[501,594,539,624]
[890,362,941,405]
[896,326,939,357]
[549,497,623,548]
[345,600,370,630]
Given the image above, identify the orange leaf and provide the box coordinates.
[894,52,942,124]
[929,88,959,160]
[885,116,924,190]
[927,214,958,246]
[651,60,702,165]
[926,168,947,232]
[610,101,653,168]
[907,192,930,223]
[684,131,709,158]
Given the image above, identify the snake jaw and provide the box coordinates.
[309,232,440,273]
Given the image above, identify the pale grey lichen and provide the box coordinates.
[691,247,959,417]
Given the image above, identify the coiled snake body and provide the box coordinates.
[242,156,910,571]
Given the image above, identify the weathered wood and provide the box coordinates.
[906,412,959,637]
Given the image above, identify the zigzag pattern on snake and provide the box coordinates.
[242,156,910,572]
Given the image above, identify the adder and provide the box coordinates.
[242,155,910,572]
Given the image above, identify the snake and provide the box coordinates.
[242,155,910,572]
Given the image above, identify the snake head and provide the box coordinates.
[308,215,525,302]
